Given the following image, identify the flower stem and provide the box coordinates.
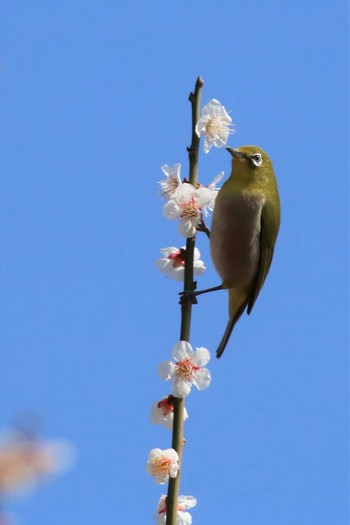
[197,214,211,239]
[166,76,204,525]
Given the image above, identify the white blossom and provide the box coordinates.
[206,171,224,211]
[158,341,211,398]
[156,246,206,282]
[150,395,189,430]
[146,448,179,485]
[156,494,197,525]
[159,164,182,199]
[163,183,212,237]
[196,99,234,153]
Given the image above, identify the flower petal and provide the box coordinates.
[172,341,193,361]
[192,367,211,391]
[203,138,212,154]
[192,247,201,260]
[164,448,179,461]
[178,496,197,510]
[163,199,179,220]
[202,98,222,116]
[177,511,193,525]
[194,187,213,209]
[178,218,197,238]
[157,361,172,380]
[172,378,192,398]
[191,347,210,366]
[171,267,185,282]
[161,164,181,180]
[193,260,206,275]
[207,171,224,188]
[173,182,195,202]
[155,258,172,273]
[154,472,169,484]
[160,247,178,256]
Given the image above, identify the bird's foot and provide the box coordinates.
[179,283,224,305]
[179,282,198,305]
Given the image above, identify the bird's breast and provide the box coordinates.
[210,192,265,290]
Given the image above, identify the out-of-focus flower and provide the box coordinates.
[163,184,212,237]
[158,341,211,398]
[156,494,197,525]
[0,511,14,525]
[159,164,182,199]
[156,246,206,282]
[150,395,189,430]
[146,448,179,485]
[196,99,234,153]
[0,431,75,495]
[206,171,224,211]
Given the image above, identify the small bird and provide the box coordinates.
[210,146,281,358]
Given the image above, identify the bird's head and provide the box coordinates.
[226,145,275,189]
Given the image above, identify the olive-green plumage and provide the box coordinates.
[210,146,280,358]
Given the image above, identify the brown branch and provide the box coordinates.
[166,76,204,525]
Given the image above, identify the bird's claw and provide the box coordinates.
[179,290,198,305]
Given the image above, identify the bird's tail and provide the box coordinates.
[216,291,247,359]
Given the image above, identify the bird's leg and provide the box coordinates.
[179,284,224,305]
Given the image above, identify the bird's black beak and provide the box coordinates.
[226,147,247,160]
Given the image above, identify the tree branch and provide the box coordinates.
[166,76,204,525]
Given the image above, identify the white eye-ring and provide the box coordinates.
[250,153,263,167]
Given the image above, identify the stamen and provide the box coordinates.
[180,197,199,218]
[175,359,200,381]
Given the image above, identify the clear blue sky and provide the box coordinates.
[1,1,348,524]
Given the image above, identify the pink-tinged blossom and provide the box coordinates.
[0,432,74,495]
[0,511,14,525]
[158,341,211,398]
[146,448,179,485]
[150,395,189,430]
[156,246,206,282]
[156,494,197,525]
[196,99,234,153]
[163,184,212,238]
[159,164,182,199]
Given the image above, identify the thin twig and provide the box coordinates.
[196,214,210,239]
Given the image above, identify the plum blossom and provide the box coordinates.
[150,395,189,430]
[163,184,212,237]
[146,448,179,484]
[158,341,211,398]
[196,99,234,153]
[0,431,75,495]
[0,511,14,525]
[156,246,206,282]
[156,494,197,525]
[159,164,182,199]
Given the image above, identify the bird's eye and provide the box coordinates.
[250,153,263,167]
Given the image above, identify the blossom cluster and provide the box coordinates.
[0,430,74,495]
[148,97,234,523]
[160,165,224,239]
[156,99,233,290]
[146,340,211,520]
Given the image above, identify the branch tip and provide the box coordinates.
[196,76,204,88]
